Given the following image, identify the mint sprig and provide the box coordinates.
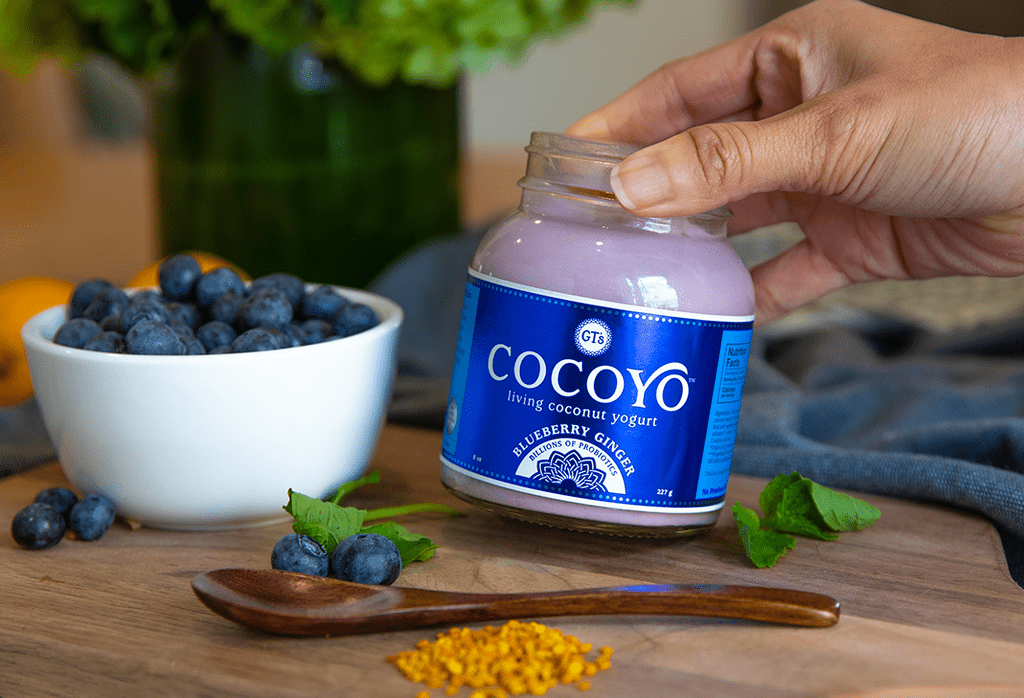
[732,503,796,569]
[284,472,461,567]
[733,472,881,568]
[326,471,381,505]
[360,521,438,567]
[285,490,366,555]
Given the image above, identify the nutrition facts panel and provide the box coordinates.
[697,330,753,499]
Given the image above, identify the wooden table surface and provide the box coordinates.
[3,423,1024,697]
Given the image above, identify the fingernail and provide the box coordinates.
[611,156,670,211]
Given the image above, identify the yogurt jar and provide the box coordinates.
[440,132,755,537]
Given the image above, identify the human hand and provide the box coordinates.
[567,0,1024,325]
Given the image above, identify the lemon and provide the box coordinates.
[0,276,74,405]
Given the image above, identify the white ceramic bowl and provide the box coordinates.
[21,287,402,531]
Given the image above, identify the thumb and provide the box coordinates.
[610,108,821,217]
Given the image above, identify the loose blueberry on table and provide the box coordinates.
[11,489,116,550]
[68,495,117,541]
[270,534,330,577]
[11,503,66,550]
[33,487,79,519]
[52,254,380,355]
[331,533,403,586]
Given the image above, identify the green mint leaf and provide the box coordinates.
[284,490,364,555]
[760,477,840,541]
[758,471,804,518]
[809,481,882,531]
[360,521,439,568]
[735,472,881,567]
[363,503,463,521]
[326,470,381,505]
[732,502,795,568]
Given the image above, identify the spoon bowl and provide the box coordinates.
[191,568,840,636]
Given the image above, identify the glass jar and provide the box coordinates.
[440,132,755,537]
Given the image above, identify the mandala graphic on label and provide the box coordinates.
[531,449,607,491]
[515,439,627,495]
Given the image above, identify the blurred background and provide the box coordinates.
[1,0,1022,331]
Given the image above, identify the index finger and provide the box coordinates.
[566,30,781,146]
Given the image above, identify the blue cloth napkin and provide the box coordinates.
[737,322,1024,586]
[0,397,56,478]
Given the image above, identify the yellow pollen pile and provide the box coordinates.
[388,620,613,696]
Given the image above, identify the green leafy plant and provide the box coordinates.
[733,472,882,568]
[284,471,462,567]
[0,0,636,86]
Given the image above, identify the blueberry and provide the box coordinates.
[235,288,293,331]
[164,301,202,331]
[34,487,79,521]
[82,331,127,353]
[194,267,247,309]
[125,320,187,355]
[330,533,402,586]
[53,318,104,349]
[281,324,307,347]
[299,319,333,344]
[299,286,348,322]
[69,279,116,319]
[231,327,286,352]
[121,297,172,331]
[332,302,379,337]
[68,494,116,541]
[195,321,236,351]
[208,291,243,325]
[158,254,202,302]
[271,534,330,576]
[131,289,163,305]
[99,313,123,333]
[170,320,196,340]
[181,335,207,355]
[250,273,305,309]
[82,287,130,324]
[208,345,232,354]
[11,503,65,550]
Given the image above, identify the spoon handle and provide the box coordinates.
[413,584,840,629]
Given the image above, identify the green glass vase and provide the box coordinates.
[151,31,462,289]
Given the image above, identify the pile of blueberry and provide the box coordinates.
[52,255,379,355]
[11,488,116,550]
[271,532,402,586]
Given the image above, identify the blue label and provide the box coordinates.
[441,271,753,513]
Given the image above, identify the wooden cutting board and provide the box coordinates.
[2,423,1024,697]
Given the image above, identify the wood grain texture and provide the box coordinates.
[3,423,1024,697]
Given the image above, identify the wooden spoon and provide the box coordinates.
[191,568,840,636]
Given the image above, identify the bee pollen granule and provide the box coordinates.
[388,620,613,696]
